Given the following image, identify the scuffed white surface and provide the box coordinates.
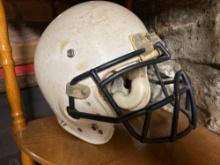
[35,1,148,144]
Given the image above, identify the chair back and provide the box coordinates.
[0,0,26,133]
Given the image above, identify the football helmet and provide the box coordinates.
[35,1,196,144]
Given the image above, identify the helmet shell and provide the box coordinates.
[35,1,148,144]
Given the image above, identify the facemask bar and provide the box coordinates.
[67,42,197,143]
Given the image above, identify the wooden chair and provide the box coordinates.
[1,0,220,164]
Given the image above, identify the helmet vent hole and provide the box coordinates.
[77,128,83,132]
[98,129,103,135]
[91,123,98,131]
[67,49,75,58]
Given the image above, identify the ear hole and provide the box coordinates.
[123,78,132,91]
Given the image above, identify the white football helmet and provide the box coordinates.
[35,1,196,144]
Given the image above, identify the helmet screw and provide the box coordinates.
[67,49,75,58]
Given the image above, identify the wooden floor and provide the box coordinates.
[15,116,220,165]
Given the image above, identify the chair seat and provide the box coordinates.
[14,116,220,165]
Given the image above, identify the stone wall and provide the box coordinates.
[134,0,220,132]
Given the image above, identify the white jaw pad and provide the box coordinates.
[58,117,114,145]
[113,76,151,111]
